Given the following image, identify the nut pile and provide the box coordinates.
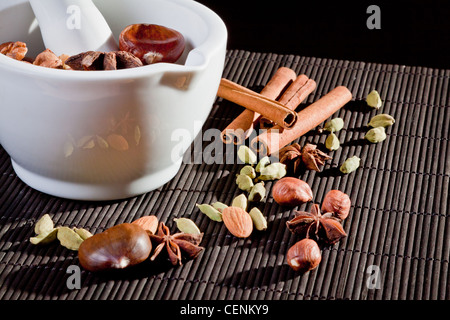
[0,23,185,70]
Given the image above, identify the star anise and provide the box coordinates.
[65,50,143,71]
[301,143,332,171]
[278,143,332,174]
[149,222,204,266]
[286,204,347,245]
[279,143,303,174]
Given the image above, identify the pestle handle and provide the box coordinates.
[29,0,118,56]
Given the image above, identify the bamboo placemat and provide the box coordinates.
[0,50,448,300]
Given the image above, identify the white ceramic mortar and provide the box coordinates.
[0,0,227,200]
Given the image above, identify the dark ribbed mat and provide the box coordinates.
[0,50,449,300]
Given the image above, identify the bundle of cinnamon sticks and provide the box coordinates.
[217,67,352,156]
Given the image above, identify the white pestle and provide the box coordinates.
[29,0,119,56]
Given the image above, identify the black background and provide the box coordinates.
[196,0,450,69]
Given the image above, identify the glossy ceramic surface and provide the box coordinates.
[0,0,227,200]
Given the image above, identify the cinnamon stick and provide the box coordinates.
[259,75,317,129]
[217,79,298,129]
[250,86,352,155]
[220,67,296,145]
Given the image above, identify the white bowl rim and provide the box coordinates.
[0,0,227,81]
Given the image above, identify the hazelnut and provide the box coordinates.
[272,177,313,206]
[286,238,321,273]
[321,190,351,220]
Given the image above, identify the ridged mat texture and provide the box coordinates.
[0,50,449,300]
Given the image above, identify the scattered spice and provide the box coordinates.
[366,90,382,109]
[325,132,340,151]
[365,126,387,143]
[323,117,344,133]
[368,114,395,128]
[340,156,361,174]
[278,142,331,174]
[149,222,204,266]
[65,50,143,70]
[174,218,202,235]
[286,203,347,245]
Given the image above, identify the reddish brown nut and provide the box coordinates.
[78,223,152,272]
[321,190,351,220]
[222,206,253,238]
[286,238,321,273]
[119,24,185,65]
[33,49,64,69]
[272,177,313,206]
[0,41,27,61]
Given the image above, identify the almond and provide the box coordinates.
[222,206,253,238]
[131,215,158,234]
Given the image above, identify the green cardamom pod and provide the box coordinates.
[237,145,257,164]
[57,226,84,251]
[366,90,382,109]
[34,214,54,235]
[248,207,268,231]
[255,156,270,172]
[196,203,223,222]
[340,156,361,174]
[74,228,93,240]
[368,114,395,127]
[365,126,387,143]
[174,218,202,235]
[30,228,58,245]
[231,194,248,211]
[258,163,287,181]
[240,165,256,179]
[236,174,254,192]
[323,118,344,133]
[325,133,340,151]
[248,182,266,202]
[212,201,228,213]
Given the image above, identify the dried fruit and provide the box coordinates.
[237,145,257,164]
[301,143,332,172]
[74,228,93,240]
[57,226,85,251]
[196,203,223,222]
[323,117,344,132]
[365,126,387,143]
[29,228,58,245]
[258,163,287,180]
[286,204,347,245]
[174,218,201,235]
[65,50,143,70]
[0,41,27,60]
[34,214,54,235]
[248,182,266,202]
[255,156,270,172]
[368,114,395,128]
[222,207,253,238]
[279,143,331,173]
[236,174,254,192]
[78,223,152,271]
[278,143,303,174]
[211,202,228,213]
[119,24,185,64]
[286,238,321,272]
[325,132,340,151]
[272,177,313,206]
[149,222,203,265]
[366,90,382,109]
[33,49,64,69]
[231,194,248,211]
[321,190,351,220]
[248,207,267,231]
[240,165,257,179]
[340,156,360,174]
[132,215,159,234]
[107,134,129,151]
